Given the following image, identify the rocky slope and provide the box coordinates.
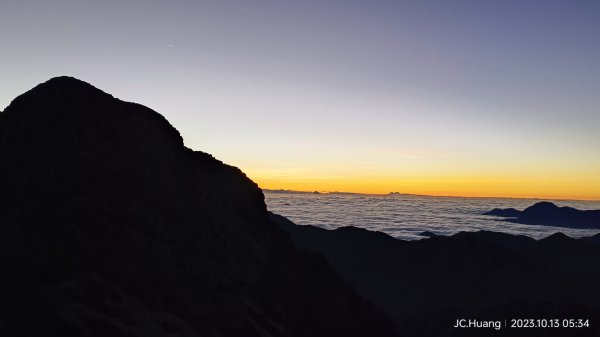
[273,213,600,336]
[0,77,397,337]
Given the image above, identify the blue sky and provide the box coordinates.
[2,1,599,198]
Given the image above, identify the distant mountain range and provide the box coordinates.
[485,201,600,229]
[263,189,359,195]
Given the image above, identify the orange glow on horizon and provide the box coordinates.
[250,175,600,201]
[234,150,600,203]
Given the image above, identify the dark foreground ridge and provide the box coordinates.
[0,77,398,337]
[272,213,600,337]
[485,201,600,229]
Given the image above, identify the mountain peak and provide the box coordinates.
[1,76,184,151]
[4,76,114,112]
[528,201,559,209]
[38,75,95,86]
[38,75,108,94]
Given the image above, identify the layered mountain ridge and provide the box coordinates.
[272,213,600,336]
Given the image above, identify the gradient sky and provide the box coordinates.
[1,1,599,200]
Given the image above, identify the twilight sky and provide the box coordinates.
[1,1,599,199]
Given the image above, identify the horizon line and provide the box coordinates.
[261,188,600,203]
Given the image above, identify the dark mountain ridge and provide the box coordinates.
[485,201,600,229]
[0,77,397,337]
[272,213,600,336]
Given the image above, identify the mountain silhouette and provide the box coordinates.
[0,77,398,337]
[485,201,600,229]
[272,212,600,336]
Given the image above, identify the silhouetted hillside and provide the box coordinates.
[273,213,600,336]
[0,77,398,337]
[485,202,600,229]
